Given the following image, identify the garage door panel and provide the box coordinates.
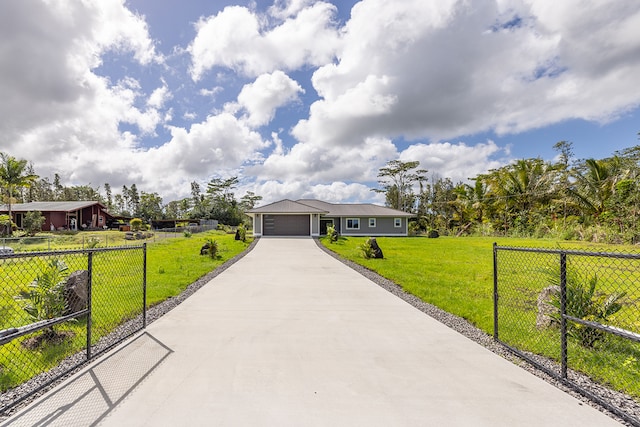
[263,214,310,236]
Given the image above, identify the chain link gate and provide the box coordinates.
[0,245,146,414]
[493,243,640,426]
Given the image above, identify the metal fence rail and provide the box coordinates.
[0,245,146,414]
[493,243,640,426]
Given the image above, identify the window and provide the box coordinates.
[98,216,104,224]
[346,218,360,230]
[394,218,402,228]
[369,218,376,228]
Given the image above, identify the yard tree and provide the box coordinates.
[374,160,426,212]
[0,153,39,235]
[206,176,243,225]
[23,210,45,236]
[104,182,113,211]
[138,191,163,223]
[128,184,140,216]
[239,191,262,211]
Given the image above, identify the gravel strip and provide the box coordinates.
[314,238,640,427]
[0,238,259,421]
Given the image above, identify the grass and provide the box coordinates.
[320,235,640,401]
[0,230,251,392]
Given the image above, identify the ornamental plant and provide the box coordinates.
[548,269,626,348]
[14,260,70,340]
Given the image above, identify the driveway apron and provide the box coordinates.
[3,238,622,426]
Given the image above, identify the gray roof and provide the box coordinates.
[0,201,107,213]
[246,199,328,214]
[297,199,414,217]
[247,198,413,217]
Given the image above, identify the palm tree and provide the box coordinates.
[569,157,625,220]
[0,153,39,236]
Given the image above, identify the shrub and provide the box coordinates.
[23,211,45,236]
[237,224,247,242]
[86,236,101,248]
[14,260,70,339]
[359,239,375,259]
[203,238,219,259]
[130,218,143,231]
[326,224,339,243]
[183,229,192,238]
[548,270,626,348]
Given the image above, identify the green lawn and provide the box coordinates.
[320,235,640,401]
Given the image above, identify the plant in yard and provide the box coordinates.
[23,211,45,236]
[548,269,626,348]
[0,214,14,237]
[183,229,192,238]
[130,218,143,231]
[327,224,339,243]
[359,239,375,259]
[14,259,70,340]
[203,238,219,259]
[86,236,101,248]
[237,224,246,242]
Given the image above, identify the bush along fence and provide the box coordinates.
[493,244,640,426]
[0,245,146,414]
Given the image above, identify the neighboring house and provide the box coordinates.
[246,199,414,237]
[0,201,115,231]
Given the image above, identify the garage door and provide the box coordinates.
[263,214,310,236]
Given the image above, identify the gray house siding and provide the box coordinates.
[336,216,408,236]
[254,214,262,235]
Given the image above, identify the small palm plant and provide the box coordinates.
[14,259,69,340]
[359,239,375,259]
[203,238,219,259]
[548,269,626,348]
[326,224,339,243]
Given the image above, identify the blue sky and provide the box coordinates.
[1,0,639,205]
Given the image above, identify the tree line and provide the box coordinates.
[375,140,640,243]
[0,152,262,227]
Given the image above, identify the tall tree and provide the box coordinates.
[138,191,163,223]
[373,160,426,212]
[104,183,113,211]
[0,153,39,235]
[128,184,140,216]
[239,191,262,211]
[569,157,624,220]
[53,173,64,201]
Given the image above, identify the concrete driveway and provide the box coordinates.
[2,238,621,426]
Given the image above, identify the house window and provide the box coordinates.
[346,218,360,230]
[369,218,376,228]
[394,218,402,228]
[98,216,104,224]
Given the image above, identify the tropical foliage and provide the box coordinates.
[375,140,640,243]
[14,260,70,339]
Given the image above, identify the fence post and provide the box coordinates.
[87,251,93,361]
[493,242,499,340]
[143,243,147,328]
[560,251,568,379]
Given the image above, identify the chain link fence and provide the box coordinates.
[494,244,640,426]
[0,245,146,414]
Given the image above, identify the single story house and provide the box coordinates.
[0,201,115,231]
[246,199,414,237]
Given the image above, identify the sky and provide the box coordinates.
[1,0,639,206]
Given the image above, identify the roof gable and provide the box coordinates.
[247,199,328,214]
